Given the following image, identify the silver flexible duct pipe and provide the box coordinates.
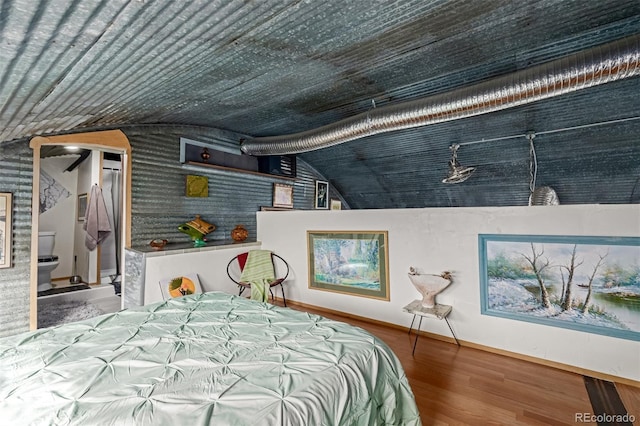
[241,34,640,156]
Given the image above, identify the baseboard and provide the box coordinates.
[282,298,640,389]
[52,275,72,281]
[460,341,640,388]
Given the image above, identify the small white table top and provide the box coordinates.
[402,300,452,320]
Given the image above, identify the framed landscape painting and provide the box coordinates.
[307,231,389,300]
[479,234,640,341]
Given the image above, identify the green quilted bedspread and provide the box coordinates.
[0,292,421,425]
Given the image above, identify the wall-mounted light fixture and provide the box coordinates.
[442,144,476,184]
[526,132,559,205]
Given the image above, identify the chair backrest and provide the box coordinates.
[226,251,290,285]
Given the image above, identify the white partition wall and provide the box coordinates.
[257,205,640,381]
[142,242,261,305]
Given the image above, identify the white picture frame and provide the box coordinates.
[273,183,294,209]
[77,193,87,221]
[159,273,202,300]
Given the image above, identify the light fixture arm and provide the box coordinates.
[527,132,537,198]
[450,144,460,164]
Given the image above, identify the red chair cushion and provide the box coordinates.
[237,252,249,271]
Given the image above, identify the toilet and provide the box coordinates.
[37,231,59,293]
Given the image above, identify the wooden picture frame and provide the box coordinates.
[272,183,294,209]
[260,206,295,211]
[307,230,390,300]
[315,180,329,209]
[479,234,640,342]
[0,193,12,269]
[77,193,88,222]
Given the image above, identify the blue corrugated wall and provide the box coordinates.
[0,125,340,337]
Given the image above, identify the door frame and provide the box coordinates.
[29,130,132,330]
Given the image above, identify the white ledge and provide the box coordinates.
[127,240,261,257]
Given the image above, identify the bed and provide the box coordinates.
[0,292,421,425]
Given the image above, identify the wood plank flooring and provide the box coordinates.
[287,302,639,425]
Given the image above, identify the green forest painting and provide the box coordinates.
[479,234,640,341]
[307,231,389,300]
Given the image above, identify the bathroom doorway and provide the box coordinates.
[30,131,132,330]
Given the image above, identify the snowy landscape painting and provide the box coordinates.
[479,234,640,341]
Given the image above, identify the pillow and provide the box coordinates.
[159,273,202,300]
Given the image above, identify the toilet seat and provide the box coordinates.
[38,255,59,263]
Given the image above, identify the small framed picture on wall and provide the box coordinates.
[272,183,294,209]
[315,180,329,209]
[77,193,88,221]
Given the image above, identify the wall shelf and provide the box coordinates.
[180,137,296,179]
[185,161,296,180]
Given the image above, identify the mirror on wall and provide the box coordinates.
[36,147,124,328]
[30,131,132,330]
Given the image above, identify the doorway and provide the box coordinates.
[29,130,132,330]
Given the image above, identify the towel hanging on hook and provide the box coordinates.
[83,184,112,250]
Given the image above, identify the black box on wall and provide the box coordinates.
[258,155,297,178]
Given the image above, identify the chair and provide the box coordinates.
[226,251,290,306]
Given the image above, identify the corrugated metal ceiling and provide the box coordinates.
[1,0,639,208]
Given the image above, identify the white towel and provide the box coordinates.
[83,185,112,250]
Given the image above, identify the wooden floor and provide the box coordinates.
[288,302,639,425]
